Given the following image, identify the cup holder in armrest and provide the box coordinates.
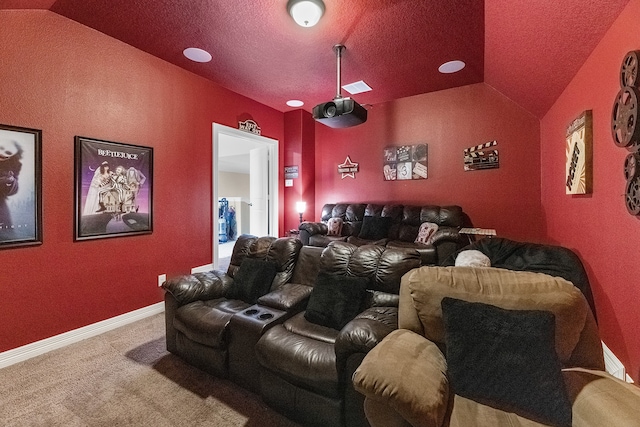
[244,309,259,316]
[259,313,274,320]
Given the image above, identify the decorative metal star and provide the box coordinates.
[337,156,359,179]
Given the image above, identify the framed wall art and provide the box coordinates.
[464,140,499,171]
[383,144,428,181]
[565,110,593,194]
[0,123,42,249]
[74,136,153,241]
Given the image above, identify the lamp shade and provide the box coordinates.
[296,201,307,213]
[287,0,325,27]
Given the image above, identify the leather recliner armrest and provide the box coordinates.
[299,222,328,245]
[299,221,328,236]
[161,270,232,306]
[257,283,313,311]
[353,329,450,427]
[335,307,398,374]
[429,227,465,246]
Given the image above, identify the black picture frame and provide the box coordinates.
[74,136,153,241]
[0,124,42,249]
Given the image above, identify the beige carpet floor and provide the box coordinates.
[0,313,300,427]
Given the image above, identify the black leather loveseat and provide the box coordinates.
[162,235,421,427]
[441,237,598,319]
[299,203,470,265]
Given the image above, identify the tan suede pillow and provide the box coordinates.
[353,329,449,427]
[405,266,588,364]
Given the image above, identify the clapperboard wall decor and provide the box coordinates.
[463,140,499,171]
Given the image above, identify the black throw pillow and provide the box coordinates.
[358,215,392,240]
[304,272,369,330]
[441,297,572,427]
[227,258,278,304]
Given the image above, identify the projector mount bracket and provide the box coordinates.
[334,44,345,100]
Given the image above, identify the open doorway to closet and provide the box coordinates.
[212,123,279,270]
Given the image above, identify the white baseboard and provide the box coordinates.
[191,263,214,274]
[0,302,164,370]
[602,340,634,383]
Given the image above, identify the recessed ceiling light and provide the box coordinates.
[183,47,212,63]
[439,60,465,74]
[287,100,304,107]
[342,80,372,95]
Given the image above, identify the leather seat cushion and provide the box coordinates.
[256,313,341,397]
[174,299,250,348]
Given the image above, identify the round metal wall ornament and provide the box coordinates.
[611,86,640,148]
[624,153,639,181]
[626,176,640,215]
[613,50,640,216]
[620,51,640,88]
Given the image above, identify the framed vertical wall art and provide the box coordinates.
[74,136,153,241]
[565,110,593,194]
[0,123,42,249]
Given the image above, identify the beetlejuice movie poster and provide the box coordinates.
[76,136,153,240]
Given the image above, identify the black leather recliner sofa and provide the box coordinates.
[162,234,310,382]
[162,235,421,427]
[254,242,421,427]
[299,203,470,265]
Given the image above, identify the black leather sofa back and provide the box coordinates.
[302,202,469,266]
[442,237,597,319]
[320,241,420,294]
[318,203,466,242]
[226,234,302,291]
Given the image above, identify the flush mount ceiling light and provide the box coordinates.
[183,47,212,63]
[287,99,304,107]
[287,0,325,27]
[438,60,466,74]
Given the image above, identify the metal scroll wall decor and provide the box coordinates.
[612,50,640,215]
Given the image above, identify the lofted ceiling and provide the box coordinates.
[0,0,632,118]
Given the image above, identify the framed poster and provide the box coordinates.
[383,144,428,181]
[0,124,42,249]
[565,110,593,194]
[74,136,153,241]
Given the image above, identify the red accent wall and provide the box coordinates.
[541,0,640,382]
[0,11,284,352]
[283,110,316,233]
[314,84,543,242]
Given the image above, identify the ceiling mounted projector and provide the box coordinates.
[313,44,367,128]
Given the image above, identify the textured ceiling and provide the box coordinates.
[0,0,632,118]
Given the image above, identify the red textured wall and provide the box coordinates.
[0,11,284,352]
[314,83,543,242]
[283,110,316,234]
[541,0,640,382]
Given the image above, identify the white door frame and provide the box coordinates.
[212,123,279,269]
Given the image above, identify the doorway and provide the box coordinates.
[212,123,279,269]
